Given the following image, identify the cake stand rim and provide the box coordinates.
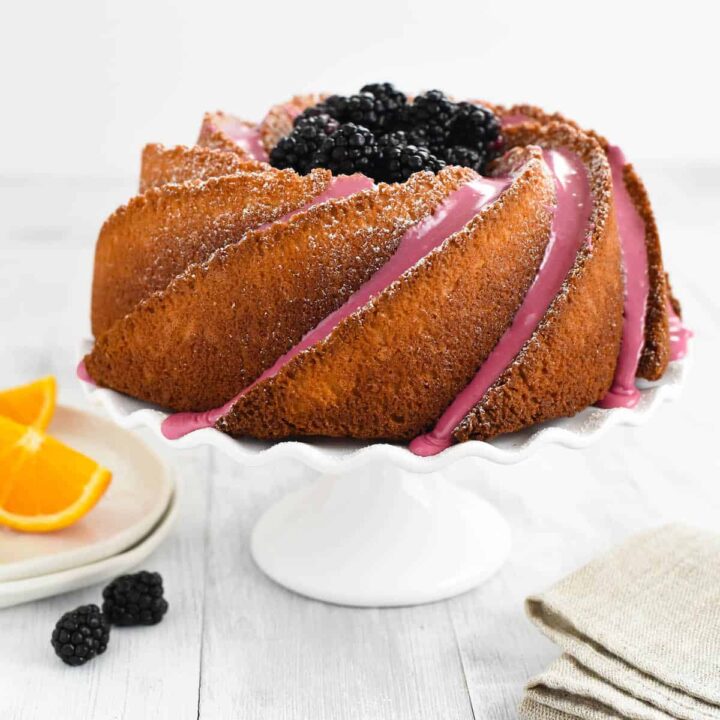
[78,339,690,475]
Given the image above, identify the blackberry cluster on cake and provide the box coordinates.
[269,83,503,182]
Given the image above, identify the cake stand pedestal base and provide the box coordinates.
[250,462,511,607]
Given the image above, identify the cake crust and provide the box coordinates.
[139,144,266,192]
[217,149,556,440]
[85,168,475,412]
[622,164,670,380]
[196,111,255,156]
[495,103,671,380]
[91,168,331,336]
[453,122,623,443]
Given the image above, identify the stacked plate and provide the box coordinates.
[0,406,176,608]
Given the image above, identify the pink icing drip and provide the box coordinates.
[76,360,95,385]
[410,149,592,456]
[162,175,511,440]
[213,116,269,163]
[248,174,373,235]
[501,113,531,127]
[668,301,692,360]
[597,146,650,410]
[284,103,302,120]
[230,126,269,163]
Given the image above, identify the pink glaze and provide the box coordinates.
[597,146,650,410]
[410,149,592,456]
[283,103,302,120]
[76,360,95,385]
[162,175,512,439]
[501,113,531,127]
[249,174,373,235]
[668,300,692,360]
[228,125,269,163]
[211,115,269,163]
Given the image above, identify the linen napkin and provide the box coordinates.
[519,524,720,720]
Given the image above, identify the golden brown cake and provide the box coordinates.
[83,85,686,454]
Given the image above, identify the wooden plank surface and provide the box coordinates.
[0,165,718,719]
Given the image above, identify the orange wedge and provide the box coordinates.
[0,415,111,532]
[0,376,57,430]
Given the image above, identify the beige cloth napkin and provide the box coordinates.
[519,524,720,720]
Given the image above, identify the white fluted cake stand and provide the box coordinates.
[78,340,688,607]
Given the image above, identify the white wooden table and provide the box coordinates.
[0,165,718,719]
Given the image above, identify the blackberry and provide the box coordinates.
[377,130,409,149]
[312,123,378,176]
[102,571,169,626]
[51,604,110,667]
[443,145,486,173]
[270,114,338,174]
[447,102,503,160]
[297,94,349,124]
[343,93,383,129]
[408,90,457,149]
[361,82,406,110]
[359,83,407,128]
[376,143,445,183]
[321,94,350,120]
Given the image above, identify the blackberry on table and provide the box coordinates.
[312,123,378,176]
[270,114,338,174]
[51,604,110,667]
[102,571,169,626]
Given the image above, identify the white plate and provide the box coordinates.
[0,405,173,582]
[0,492,177,609]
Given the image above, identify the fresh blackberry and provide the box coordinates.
[377,143,445,183]
[361,82,406,110]
[294,112,338,132]
[270,114,338,174]
[102,571,169,626]
[322,94,350,120]
[399,126,443,156]
[359,83,407,128]
[447,102,503,159]
[312,122,378,175]
[408,90,457,148]
[377,130,409,149]
[297,94,348,124]
[343,93,384,129]
[51,604,110,667]
[443,145,486,172]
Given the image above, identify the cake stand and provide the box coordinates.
[78,340,689,607]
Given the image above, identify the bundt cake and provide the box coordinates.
[82,84,690,455]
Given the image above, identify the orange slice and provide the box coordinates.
[0,376,57,430]
[0,415,111,532]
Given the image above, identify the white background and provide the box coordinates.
[1,0,719,178]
